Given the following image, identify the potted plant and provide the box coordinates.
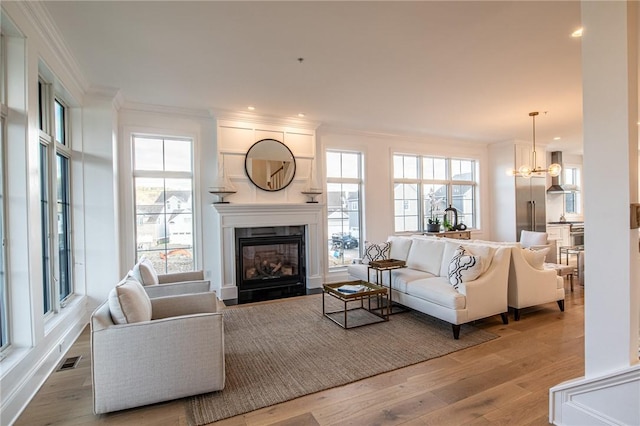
[426,188,444,232]
[427,217,441,233]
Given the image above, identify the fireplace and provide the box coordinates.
[235,226,306,303]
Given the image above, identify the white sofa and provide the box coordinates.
[348,236,511,339]
[91,278,224,414]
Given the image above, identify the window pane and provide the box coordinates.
[326,152,342,178]
[57,154,72,300]
[54,99,65,144]
[40,144,51,314]
[452,184,475,228]
[134,177,194,273]
[134,137,164,171]
[395,155,418,179]
[423,157,446,180]
[340,153,359,179]
[164,138,192,172]
[451,159,474,181]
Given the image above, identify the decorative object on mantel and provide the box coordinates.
[507,111,562,178]
[301,158,323,203]
[208,153,236,203]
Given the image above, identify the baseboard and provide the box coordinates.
[550,364,640,425]
[1,304,89,426]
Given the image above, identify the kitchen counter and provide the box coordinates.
[547,221,584,225]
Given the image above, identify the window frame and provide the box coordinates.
[38,75,74,316]
[326,150,363,269]
[393,153,479,233]
[563,164,583,216]
[0,32,8,350]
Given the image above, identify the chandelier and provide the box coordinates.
[509,111,561,178]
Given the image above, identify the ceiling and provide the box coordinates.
[42,1,584,153]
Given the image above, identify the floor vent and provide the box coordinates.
[57,355,81,371]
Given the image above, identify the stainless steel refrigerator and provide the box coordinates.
[515,176,546,239]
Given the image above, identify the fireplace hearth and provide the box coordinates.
[235,226,306,303]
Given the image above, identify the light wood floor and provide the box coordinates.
[15,284,584,426]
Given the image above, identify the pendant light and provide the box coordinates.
[509,111,562,178]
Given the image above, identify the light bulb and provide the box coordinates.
[548,163,562,177]
[518,165,532,178]
[506,168,516,176]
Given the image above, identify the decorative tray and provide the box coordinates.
[369,259,406,268]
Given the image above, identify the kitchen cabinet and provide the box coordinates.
[546,223,571,262]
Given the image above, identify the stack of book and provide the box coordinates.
[337,284,367,294]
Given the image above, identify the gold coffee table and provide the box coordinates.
[322,280,389,329]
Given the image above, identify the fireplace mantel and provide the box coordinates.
[212,203,324,300]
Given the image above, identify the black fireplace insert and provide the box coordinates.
[235,226,306,303]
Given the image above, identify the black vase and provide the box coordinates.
[426,223,441,233]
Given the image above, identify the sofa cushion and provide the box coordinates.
[108,278,152,324]
[406,238,445,276]
[440,242,495,277]
[387,236,413,261]
[522,247,550,270]
[448,246,483,290]
[137,257,159,285]
[362,241,391,265]
[406,277,466,310]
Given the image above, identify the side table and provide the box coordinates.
[367,259,408,315]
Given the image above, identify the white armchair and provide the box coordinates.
[508,245,565,320]
[91,278,224,414]
[129,256,213,298]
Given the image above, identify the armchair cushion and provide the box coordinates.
[522,247,550,270]
[136,257,159,285]
[108,278,152,324]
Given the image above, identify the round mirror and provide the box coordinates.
[244,139,296,191]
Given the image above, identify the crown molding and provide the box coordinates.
[121,101,213,119]
[16,1,89,95]
[210,108,321,131]
[85,86,125,110]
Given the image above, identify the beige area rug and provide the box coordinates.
[187,293,497,425]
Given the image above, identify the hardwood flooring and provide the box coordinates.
[15,284,584,426]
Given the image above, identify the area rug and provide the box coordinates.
[186,293,497,425]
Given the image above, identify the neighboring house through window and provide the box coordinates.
[132,135,195,273]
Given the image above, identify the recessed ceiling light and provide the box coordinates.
[297,113,305,118]
[247,106,255,111]
[571,27,583,38]
[553,137,561,140]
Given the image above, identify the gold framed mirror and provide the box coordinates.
[244,139,296,191]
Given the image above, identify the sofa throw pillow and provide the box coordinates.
[362,241,391,265]
[522,247,550,270]
[137,257,159,285]
[108,278,152,324]
[448,246,483,290]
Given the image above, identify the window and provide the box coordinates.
[326,151,362,268]
[38,75,73,315]
[564,166,582,214]
[393,154,478,233]
[133,135,194,273]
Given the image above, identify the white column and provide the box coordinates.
[581,0,639,375]
[550,2,640,424]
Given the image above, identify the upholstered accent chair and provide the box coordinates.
[91,277,224,414]
[128,256,213,298]
[508,230,565,320]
